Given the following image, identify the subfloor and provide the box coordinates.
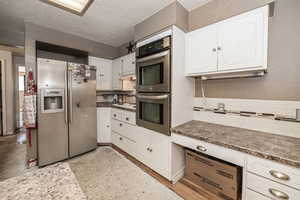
[0,129,28,181]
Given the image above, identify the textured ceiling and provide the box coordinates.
[0,0,210,47]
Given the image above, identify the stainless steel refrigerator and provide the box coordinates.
[37,58,97,166]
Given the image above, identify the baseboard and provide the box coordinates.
[97,143,112,146]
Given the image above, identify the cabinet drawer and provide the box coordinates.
[247,172,300,200]
[112,131,136,157]
[123,110,136,125]
[246,189,271,200]
[111,108,123,121]
[172,133,246,167]
[247,155,300,190]
[112,119,137,142]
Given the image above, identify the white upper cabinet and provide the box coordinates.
[89,57,112,90]
[186,25,218,74]
[185,5,269,76]
[122,52,136,76]
[217,6,268,71]
[112,57,123,90]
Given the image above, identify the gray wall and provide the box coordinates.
[25,23,118,59]
[0,28,24,47]
[118,42,132,57]
[134,1,188,42]
[192,0,300,101]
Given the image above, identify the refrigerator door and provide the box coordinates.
[37,58,69,166]
[68,63,97,157]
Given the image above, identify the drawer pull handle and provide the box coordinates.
[196,145,207,152]
[269,170,290,181]
[269,188,289,200]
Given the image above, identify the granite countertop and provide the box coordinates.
[171,120,300,168]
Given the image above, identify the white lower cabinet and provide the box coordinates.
[246,189,271,200]
[246,155,300,200]
[97,108,111,143]
[110,108,172,180]
[111,131,136,157]
[135,127,171,179]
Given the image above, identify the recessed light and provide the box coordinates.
[40,0,94,16]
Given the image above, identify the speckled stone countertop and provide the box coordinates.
[171,120,300,168]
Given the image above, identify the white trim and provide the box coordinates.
[0,59,7,136]
[136,29,172,48]
[171,166,185,184]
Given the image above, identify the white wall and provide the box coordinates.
[0,50,15,135]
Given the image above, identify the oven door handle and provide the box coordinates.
[136,50,169,63]
[137,94,169,100]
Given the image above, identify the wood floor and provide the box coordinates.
[111,144,217,200]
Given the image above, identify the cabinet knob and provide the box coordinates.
[149,148,153,152]
[119,123,123,127]
[196,145,207,152]
[106,125,110,128]
[212,48,217,52]
[217,47,222,51]
[114,114,117,117]
[269,188,289,200]
[269,170,290,181]
[126,117,129,121]
[119,137,123,141]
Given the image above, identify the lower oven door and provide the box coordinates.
[136,93,171,135]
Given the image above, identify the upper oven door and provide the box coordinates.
[136,93,170,135]
[136,50,171,93]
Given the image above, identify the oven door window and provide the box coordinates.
[140,63,163,86]
[140,102,163,125]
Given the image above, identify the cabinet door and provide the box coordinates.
[97,108,111,143]
[89,57,112,90]
[100,60,112,90]
[186,24,218,74]
[122,53,136,76]
[112,58,123,90]
[218,6,268,71]
[134,126,151,166]
[149,131,171,180]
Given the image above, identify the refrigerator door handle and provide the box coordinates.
[64,71,68,124]
[69,70,73,124]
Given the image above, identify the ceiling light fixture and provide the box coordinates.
[39,0,94,16]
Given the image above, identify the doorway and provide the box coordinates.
[18,66,26,128]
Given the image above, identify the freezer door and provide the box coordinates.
[37,58,69,166]
[68,64,97,157]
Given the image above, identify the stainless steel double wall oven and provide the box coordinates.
[136,35,171,135]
